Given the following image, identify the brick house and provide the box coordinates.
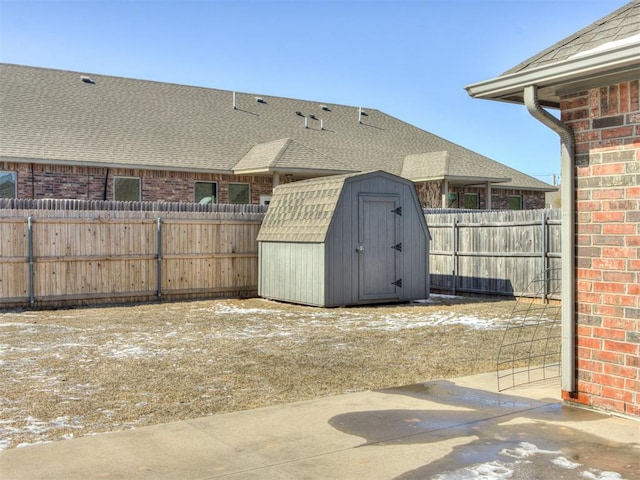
[0,63,554,209]
[467,0,639,418]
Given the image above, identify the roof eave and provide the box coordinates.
[408,174,511,185]
[1,156,232,175]
[232,167,358,177]
[465,42,640,107]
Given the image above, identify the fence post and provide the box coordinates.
[541,210,548,303]
[451,218,458,295]
[157,217,162,299]
[27,216,35,307]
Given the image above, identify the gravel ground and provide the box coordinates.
[0,294,559,450]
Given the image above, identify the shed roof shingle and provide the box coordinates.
[257,173,360,243]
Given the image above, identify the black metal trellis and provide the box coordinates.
[496,268,562,391]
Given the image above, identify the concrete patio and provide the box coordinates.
[1,372,638,479]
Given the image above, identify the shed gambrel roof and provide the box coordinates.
[257,173,360,243]
[0,63,554,191]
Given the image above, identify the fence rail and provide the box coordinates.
[0,198,269,214]
[424,208,561,300]
[1,201,561,308]
[1,201,265,308]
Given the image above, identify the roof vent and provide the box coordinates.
[358,107,369,124]
[296,111,305,117]
[321,105,330,111]
[80,76,95,84]
[309,114,317,120]
[255,97,266,103]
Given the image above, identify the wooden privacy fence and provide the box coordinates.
[424,208,561,300]
[1,200,561,308]
[0,200,266,308]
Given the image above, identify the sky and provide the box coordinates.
[0,0,630,185]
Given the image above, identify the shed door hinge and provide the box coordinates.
[391,242,402,252]
[391,278,402,288]
[391,206,402,216]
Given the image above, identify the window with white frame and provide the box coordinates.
[114,177,141,201]
[228,183,250,204]
[0,171,17,198]
[195,182,217,204]
[508,195,523,210]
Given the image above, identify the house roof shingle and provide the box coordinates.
[466,1,640,106]
[0,63,554,191]
[233,138,355,175]
[504,1,640,75]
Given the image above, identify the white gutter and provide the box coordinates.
[466,41,640,104]
[523,85,576,394]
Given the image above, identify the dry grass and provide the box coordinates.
[0,295,558,450]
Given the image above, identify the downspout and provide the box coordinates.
[523,85,576,394]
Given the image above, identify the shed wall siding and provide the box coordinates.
[325,188,358,306]
[400,184,430,300]
[258,172,429,307]
[258,242,325,306]
[325,176,429,305]
[561,80,640,418]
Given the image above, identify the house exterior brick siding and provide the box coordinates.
[561,79,640,418]
[2,160,545,210]
[2,161,276,204]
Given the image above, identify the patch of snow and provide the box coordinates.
[581,470,623,480]
[211,304,274,316]
[433,460,513,479]
[107,346,148,358]
[552,456,582,469]
[15,440,52,448]
[0,322,40,328]
[434,443,624,480]
[426,312,505,330]
[500,441,561,459]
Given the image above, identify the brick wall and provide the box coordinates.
[413,180,547,209]
[3,161,548,209]
[561,80,640,417]
[2,162,275,204]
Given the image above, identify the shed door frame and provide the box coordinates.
[357,193,401,302]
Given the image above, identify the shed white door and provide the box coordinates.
[358,194,401,301]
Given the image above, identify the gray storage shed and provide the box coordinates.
[258,171,430,307]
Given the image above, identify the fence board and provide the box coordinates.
[424,208,561,299]
[0,201,265,308]
[0,201,560,308]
